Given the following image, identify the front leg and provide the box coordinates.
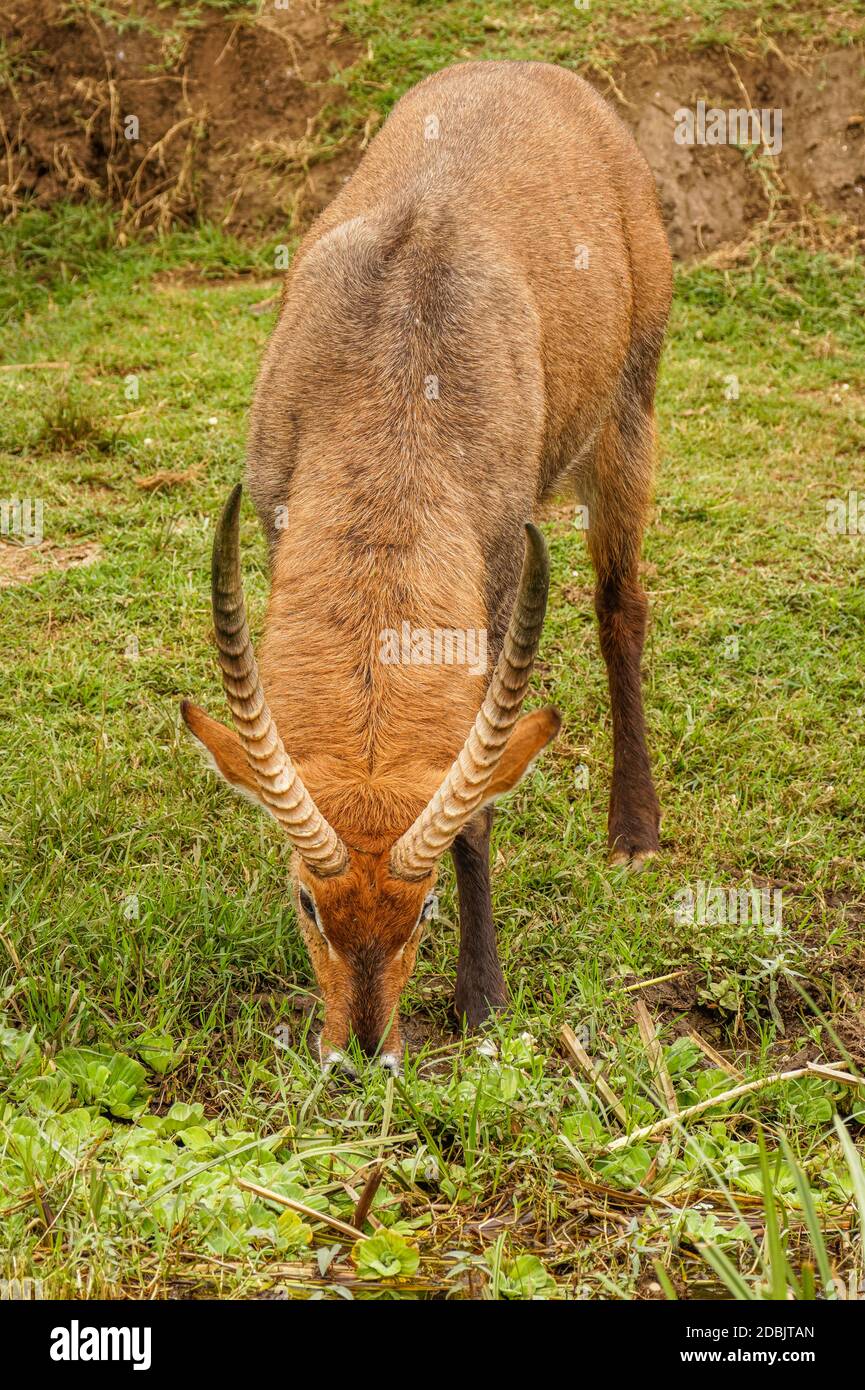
[451,807,507,1029]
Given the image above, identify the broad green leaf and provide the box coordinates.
[276,1210,313,1251]
[490,1252,557,1299]
[161,1102,206,1134]
[137,1031,184,1076]
[353,1230,420,1280]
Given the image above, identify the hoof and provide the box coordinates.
[454,1000,507,1035]
[320,1048,357,1079]
[608,847,659,873]
[378,1052,401,1076]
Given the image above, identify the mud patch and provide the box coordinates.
[134,467,199,492]
[632,969,738,1046]
[0,539,102,587]
[152,269,280,291]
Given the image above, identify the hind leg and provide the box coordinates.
[584,404,661,869]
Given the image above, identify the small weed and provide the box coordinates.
[36,390,120,455]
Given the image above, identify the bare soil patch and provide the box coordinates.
[0,0,359,233]
[619,46,865,257]
[0,539,102,587]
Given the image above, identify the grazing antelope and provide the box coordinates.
[181,61,671,1073]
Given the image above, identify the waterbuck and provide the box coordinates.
[181,61,671,1073]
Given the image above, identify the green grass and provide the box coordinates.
[1,201,864,1297]
[335,0,865,86]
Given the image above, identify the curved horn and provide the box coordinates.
[211,484,348,877]
[390,523,550,881]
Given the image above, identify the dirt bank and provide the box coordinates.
[1,0,863,256]
[0,0,359,233]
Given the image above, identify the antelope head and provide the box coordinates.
[181,486,559,1074]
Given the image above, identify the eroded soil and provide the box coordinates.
[1,2,862,254]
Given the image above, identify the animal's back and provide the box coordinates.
[300,61,663,292]
[254,61,670,524]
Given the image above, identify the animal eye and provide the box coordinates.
[299,888,316,920]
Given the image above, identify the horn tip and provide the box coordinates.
[521,521,550,598]
[218,481,244,530]
[523,520,547,559]
[224,481,243,521]
[212,483,244,582]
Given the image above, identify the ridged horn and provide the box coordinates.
[390,523,550,881]
[211,484,348,877]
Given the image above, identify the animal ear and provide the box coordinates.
[483,706,561,802]
[180,700,263,805]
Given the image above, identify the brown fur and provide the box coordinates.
[295,852,428,1056]
[185,62,671,1058]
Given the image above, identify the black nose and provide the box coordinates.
[352,1028,386,1058]
[350,1029,402,1075]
